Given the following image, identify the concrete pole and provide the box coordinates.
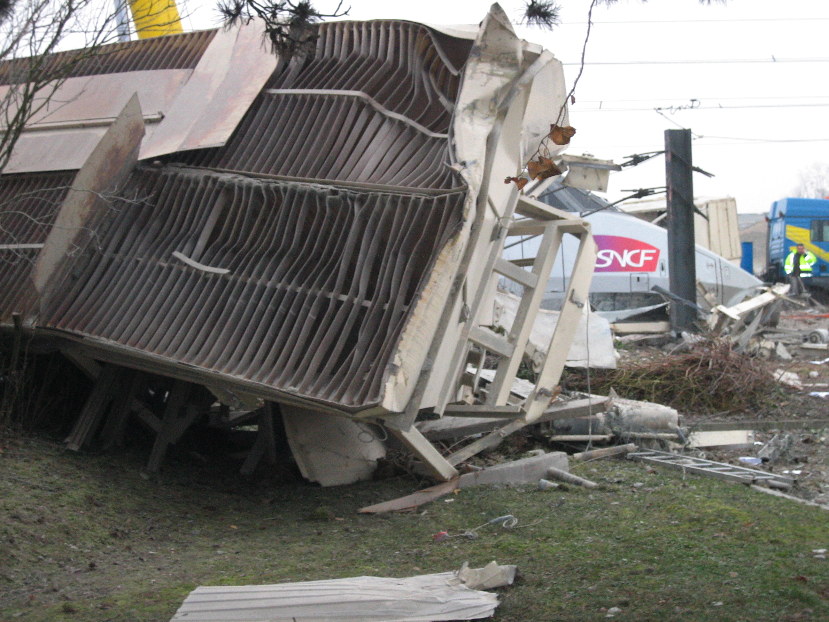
[664,129,697,333]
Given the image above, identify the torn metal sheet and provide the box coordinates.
[281,407,385,486]
[171,567,506,621]
[1,30,215,174]
[3,24,281,173]
[33,94,144,302]
[493,290,617,369]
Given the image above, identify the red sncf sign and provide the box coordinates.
[593,235,661,273]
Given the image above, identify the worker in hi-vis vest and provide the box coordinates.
[784,243,817,295]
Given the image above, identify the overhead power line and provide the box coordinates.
[574,103,829,112]
[562,58,829,66]
[562,17,829,25]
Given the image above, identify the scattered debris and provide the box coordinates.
[750,486,829,511]
[757,433,795,464]
[709,283,790,348]
[571,443,638,462]
[170,562,516,621]
[545,465,598,489]
[774,370,803,390]
[493,291,617,370]
[360,452,569,514]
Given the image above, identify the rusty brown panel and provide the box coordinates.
[41,167,465,410]
[174,93,460,191]
[267,21,470,133]
[0,171,75,320]
[0,29,216,85]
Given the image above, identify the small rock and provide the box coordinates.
[606,606,622,617]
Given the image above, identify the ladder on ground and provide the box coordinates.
[627,449,795,489]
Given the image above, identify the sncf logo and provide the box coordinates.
[593,235,661,273]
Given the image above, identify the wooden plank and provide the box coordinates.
[442,404,522,418]
[100,369,145,449]
[445,418,527,466]
[506,219,548,236]
[419,397,610,441]
[358,480,459,514]
[65,364,119,451]
[493,257,538,288]
[387,425,458,481]
[610,321,671,335]
[240,406,278,475]
[146,380,192,473]
[468,326,514,357]
[571,443,638,462]
[515,195,574,221]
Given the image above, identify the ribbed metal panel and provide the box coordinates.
[0,29,215,84]
[42,167,464,408]
[0,172,74,316]
[267,21,469,134]
[175,92,460,190]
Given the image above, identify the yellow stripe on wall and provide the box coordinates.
[129,0,183,39]
[785,225,829,263]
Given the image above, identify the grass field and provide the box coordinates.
[2,436,828,621]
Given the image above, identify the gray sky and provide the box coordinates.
[179,0,829,213]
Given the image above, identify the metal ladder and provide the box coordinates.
[627,449,795,489]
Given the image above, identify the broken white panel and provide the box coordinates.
[2,70,186,173]
[170,570,502,622]
[141,23,278,158]
[493,290,616,369]
[688,430,755,449]
[4,24,277,173]
[281,406,385,487]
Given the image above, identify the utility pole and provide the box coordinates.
[664,129,697,333]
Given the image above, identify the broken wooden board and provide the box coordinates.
[360,452,568,513]
[282,406,386,487]
[687,430,755,449]
[170,565,511,621]
[417,396,610,441]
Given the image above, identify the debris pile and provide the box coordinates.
[563,338,785,415]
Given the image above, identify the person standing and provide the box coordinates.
[784,243,817,295]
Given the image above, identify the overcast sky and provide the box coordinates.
[179,0,829,213]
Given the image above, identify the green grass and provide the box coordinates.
[2,437,828,621]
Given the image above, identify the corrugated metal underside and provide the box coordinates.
[0,171,74,316]
[41,168,464,409]
[170,20,469,191]
[0,19,472,412]
[0,29,215,84]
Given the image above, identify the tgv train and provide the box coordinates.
[504,183,762,313]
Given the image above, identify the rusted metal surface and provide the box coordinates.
[0,29,214,84]
[0,171,74,319]
[3,25,274,173]
[40,168,463,409]
[174,91,460,190]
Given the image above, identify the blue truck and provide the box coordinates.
[766,197,829,300]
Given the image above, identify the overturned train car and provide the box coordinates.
[0,7,596,482]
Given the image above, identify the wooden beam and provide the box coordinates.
[65,364,119,451]
[386,425,458,481]
[146,381,193,473]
